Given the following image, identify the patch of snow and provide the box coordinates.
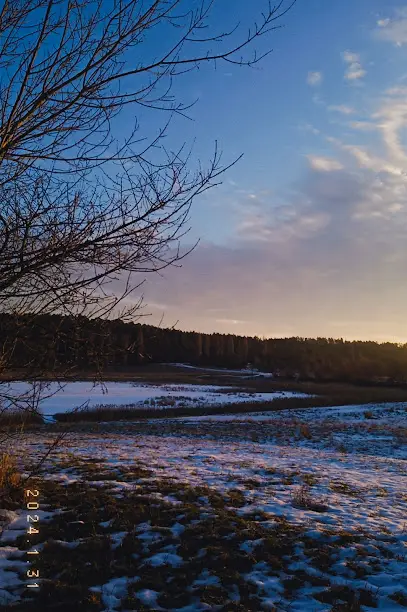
[0,509,58,543]
[170,522,185,537]
[110,532,127,550]
[91,576,132,611]
[144,552,184,567]
[192,568,221,587]
[135,588,164,610]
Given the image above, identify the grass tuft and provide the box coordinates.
[0,452,21,500]
[291,484,329,512]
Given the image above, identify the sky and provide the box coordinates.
[123,0,407,343]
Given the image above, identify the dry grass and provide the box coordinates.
[330,481,363,497]
[0,409,43,428]
[389,591,407,606]
[0,452,21,495]
[291,484,329,513]
[298,423,312,439]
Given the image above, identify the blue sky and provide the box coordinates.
[124,0,407,342]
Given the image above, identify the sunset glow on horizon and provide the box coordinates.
[124,1,407,344]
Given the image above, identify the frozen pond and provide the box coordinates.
[2,381,310,417]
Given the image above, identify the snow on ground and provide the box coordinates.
[23,430,405,537]
[0,509,58,544]
[172,401,407,425]
[0,546,26,606]
[2,381,307,417]
[90,576,130,610]
[1,399,406,610]
[168,363,274,377]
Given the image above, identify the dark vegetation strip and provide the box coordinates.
[0,410,43,427]
[54,387,407,423]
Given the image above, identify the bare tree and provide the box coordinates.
[0,0,295,427]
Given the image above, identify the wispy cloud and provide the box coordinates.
[312,93,324,106]
[307,156,343,172]
[215,318,247,325]
[342,51,366,81]
[348,121,374,131]
[328,104,355,115]
[372,88,407,166]
[375,8,407,46]
[307,71,322,86]
[298,122,320,135]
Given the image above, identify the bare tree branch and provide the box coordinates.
[0,0,295,464]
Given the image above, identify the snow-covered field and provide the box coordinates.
[0,401,406,610]
[2,381,307,417]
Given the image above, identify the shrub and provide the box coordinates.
[299,423,312,439]
[291,485,328,513]
[0,453,20,492]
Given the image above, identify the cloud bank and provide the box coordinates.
[133,11,407,342]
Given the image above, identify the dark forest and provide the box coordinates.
[1,313,407,385]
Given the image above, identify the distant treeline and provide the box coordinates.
[1,313,407,384]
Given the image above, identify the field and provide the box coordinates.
[0,366,407,611]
